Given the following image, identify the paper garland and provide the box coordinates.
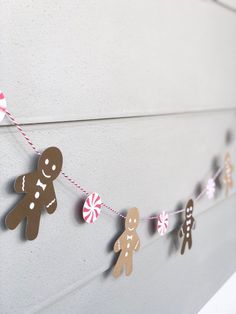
[0,93,235,276]
[5,147,63,240]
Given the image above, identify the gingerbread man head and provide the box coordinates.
[185,199,194,219]
[125,207,139,231]
[38,147,63,181]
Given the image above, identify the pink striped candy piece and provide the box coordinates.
[157,211,169,236]
[0,90,7,122]
[83,192,102,224]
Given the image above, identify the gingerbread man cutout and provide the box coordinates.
[5,147,63,240]
[113,207,140,277]
[223,153,234,197]
[179,199,196,255]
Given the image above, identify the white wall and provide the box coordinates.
[0,1,236,313]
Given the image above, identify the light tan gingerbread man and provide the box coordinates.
[223,153,234,197]
[113,207,140,277]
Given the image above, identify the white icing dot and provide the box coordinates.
[52,165,56,171]
[45,159,49,165]
[186,233,190,238]
[127,243,130,248]
[35,192,40,199]
[29,202,35,210]
[125,252,128,257]
[187,226,190,231]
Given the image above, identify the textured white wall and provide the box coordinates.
[0,1,236,313]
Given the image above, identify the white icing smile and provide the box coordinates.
[128,227,134,231]
[42,169,51,178]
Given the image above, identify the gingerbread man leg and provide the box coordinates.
[25,207,41,240]
[181,239,187,255]
[113,255,124,278]
[187,237,192,250]
[5,199,29,231]
[125,257,133,276]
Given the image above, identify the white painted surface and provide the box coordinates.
[0,0,236,124]
[0,1,236,313]
[199,273,236,314]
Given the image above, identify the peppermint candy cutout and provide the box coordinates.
[206,178,216,199]
[83,192,102,224]
[157,211,169,236]
[0,90,7,122]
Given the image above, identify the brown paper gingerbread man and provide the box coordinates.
[223,153,234,197]
[179,199,196,255]
[113,207,140,277]
[5,147,63,240]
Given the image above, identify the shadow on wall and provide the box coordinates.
[166,201,183,256]
[74,194,87,225]
[209,0,236,14]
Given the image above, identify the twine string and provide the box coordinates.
[2,107,225,221]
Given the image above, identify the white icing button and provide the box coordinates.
[186,233,189,238]
[127,243,130,248]
[187,226,190,231]
[35,192,40,199]
[125,252,128,257]
[29,202,35,210]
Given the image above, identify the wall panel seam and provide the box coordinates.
[1,107,236,128]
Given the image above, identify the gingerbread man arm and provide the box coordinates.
[179,226,184,237]
[134,238,140,251]
[114,233,125,253]
[14,172,37,193]
[44,185,57,214]
[192,218,196,230]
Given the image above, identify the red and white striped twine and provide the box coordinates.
[1,107,225,221]
[5,109,41,155]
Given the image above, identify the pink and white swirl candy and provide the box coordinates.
[0,91,7,122]
[206,178,216,200]
[157,211,169,236]
[83,192,102,224]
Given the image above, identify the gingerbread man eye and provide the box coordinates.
[190,206,193,211]
[134,219,137,223]
[187,208,190,213]
[52,165,56,171]
[45,159,49,165]
[129,218,132,223]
